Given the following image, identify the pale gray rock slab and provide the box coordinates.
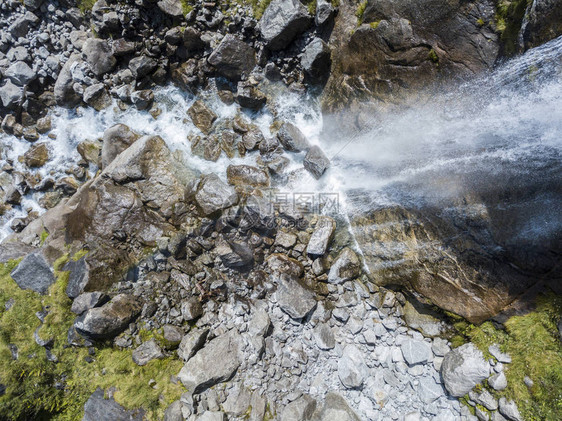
[338,345,368,389]
[441,343,490,397]
[401,339,432,366]
[132,338,164,366]
[10,252,54,295]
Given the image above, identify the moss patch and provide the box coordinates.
[0,260,184,420]
[356,0,368,24]
[495,0,532,56]
[451,294,562,421]
[77,0,96,13]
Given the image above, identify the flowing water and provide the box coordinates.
[1,36,561,256]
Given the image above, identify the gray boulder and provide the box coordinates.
[82,388,144,421]
[178,331,241,394]
[208,34,256,81]
[83,83,111,111]
[181,297,203,321]
[276,275,316,320]
[157,0,184,17]
[195,173,238,216]
[128,56,157,79]
[177,328,209,361]
[162,324,183,347]
[440,343,490,397]
[82,38,116,76]
[236,82,267,110]
[0,80,23,109]
[277,122,310,152]
[307,216,335,256]
[280,394,317,421]
[54,54,81,106]
[10,252,55,295]
[327,247,361,284]
[215,239,254,268]
[313,323,335,350]
[132,339,164,366]
[259,0,312,50]
[64,257,91,299]
[301,38,331,83]
[338,345,367,389]
[226,164,270,187]
[5,61,36,86]
[315,0,336,26]
[498,397,523,421]
[164,401,183,421]
[488,371,508,391]
[74,294,142,340]
[101,123,140,168]
[400,339,433,366]
[71,292,109,315]
[311,393,360,421]
[304,145,330,179]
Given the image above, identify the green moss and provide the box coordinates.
[369,20,380,29]
[181,0,194,15]
[356,0,368,24]
[71,249,89,261]
[451,294,562,421]
[495,0,532,56]
[305,0,317,15]
[476,18,485,27]
[77,0,96,13]
[40,229,49,245]
[428,48,439,64]
[0,260,184,420]
[249,0,274,20]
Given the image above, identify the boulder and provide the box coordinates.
[313,323,335,350]
[162,325,183,347]
[64,257,92,299]
[181,297,203,321]
[71,291,110,315]
[259,0,312,50]
[188,100,217,135]
[277,122,310,152]
[267,253,304,278]
[82,38,116,76]
[177,328,209,361]
[195,173,238,216]
[242,127,264,150]
[338,345,367,389]
[83,83,111,111]
[178,331,241,394]
[315,0,336,26]
[280,394,317,421]
[521,0,562,50]
[157,0,184,17]
[0,80,23,109]
[128,56,157,79]
[226,164,270,187]
[10,252,54,295]
[24,143,50,168]
[301,38,331,83]
[101,124,140,168]
[132,339,164,366]
[131,90,154,110]
[215,239,254,268]
[400,339,432,366]
[327,247,361,283]
[310,392,360,421]
[183,27,206,51]
[236,82,267,110]
[307,216,335,256]
[440,343,490,397]
[303,145,330,179]
[498,397,523,421]
[74,294,142,340]
[208,34,256,81]
[164,401,183,421]
[275,274,316,320]
[402,301,444,337]
[54,54,81,106]
[82,388,144,421]
[5,61,36,86]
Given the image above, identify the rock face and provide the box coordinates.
[178,332,241,394]
[322,0,500,122]
[10,252,54,295]
[208,34,256,81]
[75,294,142,340]
[195,174,239,216]
[82,388,144,421]
[82,38,116,76]
[307,216,336,256]
[259,0,312,50]
[440,343,490,397]
[521,0,562,50]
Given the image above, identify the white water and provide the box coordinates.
[1,36,561,244]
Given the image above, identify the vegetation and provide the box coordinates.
[0,259,184,420]
[450,294,562,421]
[495,0,533,56]
[428,48,439,64]
[356,0,368,24]
[181,0,195,15]
[76,0,96,14]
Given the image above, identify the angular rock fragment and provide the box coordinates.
[307,216,335,257]
[275,274,316,320]
[327,247,361,284]
[277,122,310,152]
[132,339,164,366]
[259,0,312,50]
[440,343,490,397]
[188,100,217,135]
[304,145,330,179]
[195,174,239,216]
[208,34,256,81]
[10,252,54,295]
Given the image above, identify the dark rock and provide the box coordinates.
[301,38,331,83]
[101,124,140,169]
[129,56,158,79]
[215,238,254,268]
[208,34,256,81]
[236,82,267,110]
[74,294,142,340]
[82,388,144,421]
[10,252,54,295]
[83,83,111,111]
[277,122,310,152]
[188,100,217,135]
[258,0,312,50]
[195,173,239,216]
[131,90,154,110]
[82,38,116,76]
[112,39,136,57]
[259,136,279,155]
[181,297,203,321]
[303,145,330,179]
[182,27,206,52]
[226,164,270,187]
[521,0,562,50]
